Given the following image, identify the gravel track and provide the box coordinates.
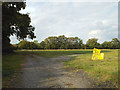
[12,55,92,88]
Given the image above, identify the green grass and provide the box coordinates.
[5,49,118,88]
[16,49,118,87]
[3,53,25,87]
[64,49,118,87]
[16,49,93,58]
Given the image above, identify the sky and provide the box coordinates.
[10,1,118,44]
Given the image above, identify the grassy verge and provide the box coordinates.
[64,49,118,87]
[3,53,25,87]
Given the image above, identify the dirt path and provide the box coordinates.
[12,54,93,88]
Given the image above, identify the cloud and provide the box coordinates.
[54,32,72,37]
[89,30,100,36]
[10,2,118,44]
[88,30,101,41]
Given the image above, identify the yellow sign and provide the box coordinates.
[92,48,104,60]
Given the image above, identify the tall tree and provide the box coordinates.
[86,38,100,49]
[18,40,30,49]
[2,1,36,52]
[42,35,83,49]
[101,41,111,49]
[40,41,45,49]
[111,38,120,49]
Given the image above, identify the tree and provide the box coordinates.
[2,2,36,52]
[33,40,40,49]
[58,35,67,49]
[111,38,120,49]
[74,37,83,49]
[42,35,83,49]
[86,38,100,49]
[29,42,38,49]
[101,38,120,49]
[18,40,30,49]
[40,41,45,49]
[33,40,38,44]
[101,41,111,49]
[18,40,40,49]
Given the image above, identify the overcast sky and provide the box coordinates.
[10,1,118,44]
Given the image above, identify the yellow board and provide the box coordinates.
[92,48,104,60]
[99,53,104,59]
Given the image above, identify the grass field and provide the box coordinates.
[16,49,93,57]
[3,49,118,88]
[64,49,118,87]
[16,49,118,87]
[2,53,25,87]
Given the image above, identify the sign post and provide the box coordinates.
[92,48,104,60]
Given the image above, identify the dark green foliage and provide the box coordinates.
[101,41,111,49]
[17,35,83,49]
[86,38,100,49]
[16,36,120,49]
[101,38,120,49]
[111,38,120,49]
[43,35,83,49]
[40,41,45,49]
[18,40,40,49]
[2,2,35,52]
[18,40,30,49]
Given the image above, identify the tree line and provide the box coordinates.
[13,35,120,49]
